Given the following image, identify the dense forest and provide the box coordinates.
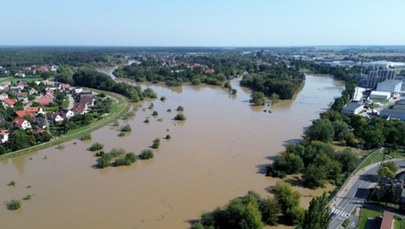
[240,63,305,99]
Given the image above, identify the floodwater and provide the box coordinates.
[0,75,344,229]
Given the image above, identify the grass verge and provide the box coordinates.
[358,208,383,229]
[395,216,405,229]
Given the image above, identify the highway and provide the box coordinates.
[328,158,405,229]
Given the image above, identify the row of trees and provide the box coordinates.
[192,182,331,229]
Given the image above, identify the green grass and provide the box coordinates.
[358,208,383,229]
[0,89,130,160]
[357,149,405,171]
[0,76,43,83]
[395,216,405,229]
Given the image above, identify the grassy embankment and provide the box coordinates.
[357,149,405,171]
[0,89,130,160]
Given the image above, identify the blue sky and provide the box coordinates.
[1,0,404,46]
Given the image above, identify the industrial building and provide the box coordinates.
[380,100,405,121]
[369,91,391,100]
[352,87,366,102]
[341,102,364,115]
[365,69,396,89]
[376,80,403,94]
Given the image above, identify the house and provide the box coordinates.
[9,86,23,94]
[0,93,9,100]
[31,117,47,129]
[17,81,28,88]
[48,113,64,123]
[37,94,54,106]
[71,87,83,94]
[29,88,38,95]
[13,117,32,130]
[2,98,17,108]
[79,92,94,106]
[16,107,44,118]
[204,68,215,74]
[72,103,88,115]
[58,109,75,119]
[342,102,364,115]
[0,130,9,144]
[16,92,29,104]
[15,73,26,78]
[379,211,393,229]
[50,65,58,72]
[36,65,49,72]
[60,83,71,91]
[0,81,11,91]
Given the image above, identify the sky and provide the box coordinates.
[1,0,405,47]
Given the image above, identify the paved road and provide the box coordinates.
[328,158,405,229]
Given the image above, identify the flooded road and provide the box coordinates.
[0,75,344,229]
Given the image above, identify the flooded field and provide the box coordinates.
[0,75,344,229]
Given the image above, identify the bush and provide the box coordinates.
[118,132,125,137]
[95,151,105,157]
[139,149,154,160]
[176,106,184,112]
[121,124,132,132]
[7,199,21,210]
[144,118,150,123]
[167,109,172,112]
[109,148,126,157]
[165,134,171,140]
[89,142,104,151]
[174,114,186,121]
[152,111,158,117]
[160,96,166,102]
[79,133,92,140]
[8,180,16,186]
[151,138,160,149]
[114,153,137,167]
[121,111,135,120]
[96,153,113,168]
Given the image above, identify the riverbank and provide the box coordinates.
[0,89,130,160]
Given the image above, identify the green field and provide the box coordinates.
[358,208,383,229]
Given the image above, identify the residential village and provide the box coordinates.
[0,64,111,153]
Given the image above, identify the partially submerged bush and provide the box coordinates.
[89,142,104,151]
[139,149,154,160]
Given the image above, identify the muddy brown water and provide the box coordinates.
[0,75,344,229]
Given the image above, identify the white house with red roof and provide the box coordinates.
[0,130,9,143]
[13,117,32,130]
[2,98,17,108]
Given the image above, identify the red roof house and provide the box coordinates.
[37,95,54,106]
[2,98,17,108]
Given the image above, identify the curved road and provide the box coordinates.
[329,157,405,229]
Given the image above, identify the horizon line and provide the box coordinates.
[1,44,405,49]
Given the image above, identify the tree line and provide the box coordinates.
[192,182,331,229]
